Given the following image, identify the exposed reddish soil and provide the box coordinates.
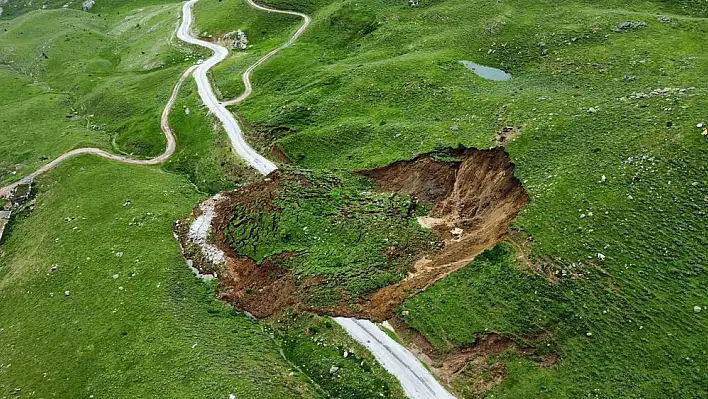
[180,146,528,320]
[359,147,529,320]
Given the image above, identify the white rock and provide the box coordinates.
[697,123,704,128]
[64,291,71,296]
[597,253,605,261]
[694,306,702,313]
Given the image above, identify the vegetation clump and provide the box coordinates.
[222,168,440,302]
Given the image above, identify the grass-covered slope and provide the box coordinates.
[0,157,320,398]
[204,0,707,396]
[229,0,708,168]
[0,3,203,185]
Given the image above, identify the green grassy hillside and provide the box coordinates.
[0,3,202,185]
[207,0,706,396]
[0,1,411,396]
[1,0,706,397]
[0,157,320,398]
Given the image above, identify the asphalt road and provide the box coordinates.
[177,0,278,175]
[335,317,456,399]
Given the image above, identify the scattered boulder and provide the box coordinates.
[409,0,419,7]
[613,21,647,32]
[82,0,94,11]
[657,16,671,23]
[695,306,703,313]
[329,365,340,374]
[224,30,248,50]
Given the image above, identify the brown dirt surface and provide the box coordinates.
[361,147,528,320]
[178,146,528,321]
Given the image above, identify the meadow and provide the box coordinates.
[1,0,706,396]
[211,0,707,396]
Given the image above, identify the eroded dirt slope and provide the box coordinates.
[177,147,528,320]
[361,147,528,319]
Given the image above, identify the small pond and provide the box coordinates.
[460,60,511,81]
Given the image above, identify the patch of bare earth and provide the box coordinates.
[360,147,528,320]
[387,317,556,396]
[177,147,528,320]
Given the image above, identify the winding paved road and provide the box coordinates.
[177,0,279,175]
[335,318,455,399]
[1,2,455,397]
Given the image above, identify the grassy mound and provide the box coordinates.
[222,169,440,301]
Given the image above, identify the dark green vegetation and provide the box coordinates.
[0,157,319,397]
[224,169,439,302]
[208,0,705,396]
[272,311,407,398]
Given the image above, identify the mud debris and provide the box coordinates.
[177,147,529,321]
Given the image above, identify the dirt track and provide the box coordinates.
[0,65,194,198]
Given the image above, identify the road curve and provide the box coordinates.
[0,65,195,198]
[335,318,456,399]
[221,0,311,106]
[1,3,455,397]
[177,0,278,175]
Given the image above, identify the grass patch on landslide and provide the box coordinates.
[224,168,440,302]
[208,0,707,397]
[271,311,407,399]
[0,156,322,398]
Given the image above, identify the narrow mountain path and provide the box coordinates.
[0,65,195,198]
[221,0,311,106]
